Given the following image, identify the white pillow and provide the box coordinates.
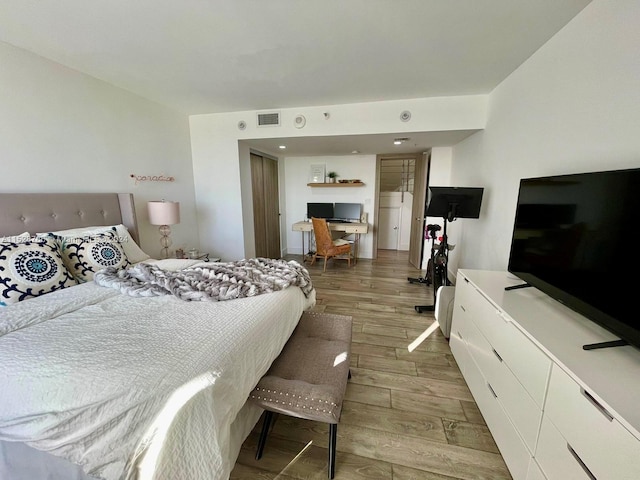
[38,224,150,263]
[50,229,131,283]
[0,235,77,305]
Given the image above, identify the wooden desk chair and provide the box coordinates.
[311,217,352,272]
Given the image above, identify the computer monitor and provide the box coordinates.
[333,203,362,221]
[307,202,334,219]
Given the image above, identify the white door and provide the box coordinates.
[378,206,400,249]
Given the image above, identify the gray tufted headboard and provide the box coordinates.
[0,193,139,243]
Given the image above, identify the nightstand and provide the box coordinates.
[193,253,221,262]
[177,249,221,262]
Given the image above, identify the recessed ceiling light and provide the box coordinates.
[351,150,360,154]
[393,137,410,145]
[279,145,286,149]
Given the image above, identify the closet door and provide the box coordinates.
[251,153,281,258]
[408,151,430,268]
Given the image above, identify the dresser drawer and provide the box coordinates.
[463,347,531,480]
[544,365,640,480]
[448,327,470,377]
[456,276,497,330]
[450,284,476,376]
[461,308,498,379]
[488,345,543,454]
[536,417,593,480]
[472,303,550,407]
[461,316,542,454]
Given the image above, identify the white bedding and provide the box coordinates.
[0,259,315,480]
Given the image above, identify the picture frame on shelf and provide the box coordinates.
[309,164,326,183]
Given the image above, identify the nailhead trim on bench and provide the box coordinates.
[249,387,339,414]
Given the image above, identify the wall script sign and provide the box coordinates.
[130,174,175,185]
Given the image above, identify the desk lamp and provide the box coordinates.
[147,200,180,259]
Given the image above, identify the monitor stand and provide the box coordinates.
[583,339,628,350]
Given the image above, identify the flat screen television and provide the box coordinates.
[307,202,333,219]
[507,167,640,349]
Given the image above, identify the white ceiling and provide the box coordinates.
[0,0,591,155]
[241,130,480,157]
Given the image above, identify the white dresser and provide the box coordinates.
[450,269,640,480]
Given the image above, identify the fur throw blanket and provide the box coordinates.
[94,258,313,301]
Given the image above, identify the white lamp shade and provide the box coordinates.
[148,201,180,225]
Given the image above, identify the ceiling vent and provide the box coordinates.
[257,112,280,127]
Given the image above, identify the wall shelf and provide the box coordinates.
[307,182,365,187]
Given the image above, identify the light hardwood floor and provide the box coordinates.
[230,250,512,480]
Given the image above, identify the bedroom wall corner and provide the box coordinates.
[0,40,198,258]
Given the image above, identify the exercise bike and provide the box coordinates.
[407,224,441,286]
[409,185,485,314]
[414,222,453,313]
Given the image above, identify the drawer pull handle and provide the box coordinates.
[580,388,614,422]
[457,331,463,340]
[487,382,498,399]
[460,305,466,312]
[492,348,503,362]
[464,277,469,283]
[567,444,597,480]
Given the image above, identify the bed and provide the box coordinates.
[0,193,315,480]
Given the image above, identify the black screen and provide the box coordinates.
[508,168,640,348]
[426,187,484,220]
[307,202,334,219]
[333,203,361,221]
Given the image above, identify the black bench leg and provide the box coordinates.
[256,410,274,460]
[348,369,351,380]
[328,423,337,479]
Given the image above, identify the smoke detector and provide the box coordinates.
[294,114,306,129]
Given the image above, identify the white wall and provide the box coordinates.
[451,0,640,273]
[0,41,197,258]
[284,155,377,258]
[190,96,487,261]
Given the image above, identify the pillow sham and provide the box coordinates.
[38,224,150,263]
[53,229,131,283]
[0,236,77,305]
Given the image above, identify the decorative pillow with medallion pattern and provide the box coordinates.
[53,228,131,283]
[0,236,78,305]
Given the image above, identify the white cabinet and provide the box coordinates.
[451,270,640,480]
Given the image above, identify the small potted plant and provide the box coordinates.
[327,171,338,183]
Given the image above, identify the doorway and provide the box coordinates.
[250,152,281,258]
[376,152,430,269]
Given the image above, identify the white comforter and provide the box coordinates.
[0,259,315,480]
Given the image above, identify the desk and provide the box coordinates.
[292,221,369,264]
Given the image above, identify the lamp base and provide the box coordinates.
[158,224,172,259]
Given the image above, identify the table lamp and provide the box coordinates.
[147,200,180,259]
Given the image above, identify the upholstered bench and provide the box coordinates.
[248,310,353,479]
